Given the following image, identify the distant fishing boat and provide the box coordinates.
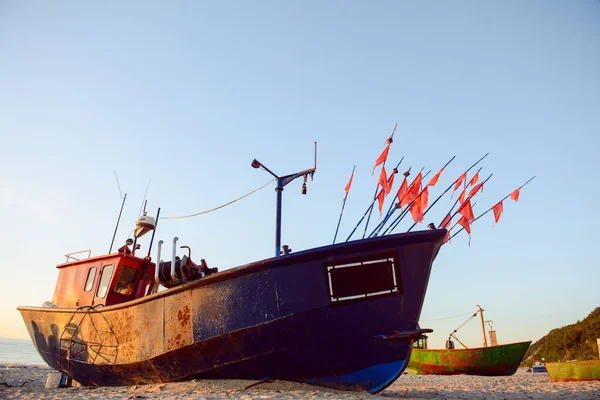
[545,360,600,382]
[545,339,600,382]
[407,306,531,376]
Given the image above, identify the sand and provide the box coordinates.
[1,364,599,399]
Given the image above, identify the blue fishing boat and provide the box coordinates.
[17,146,444,393]
[18,227,443,393]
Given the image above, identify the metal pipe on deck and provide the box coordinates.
[171,237,179,282]
[153,240,164,293]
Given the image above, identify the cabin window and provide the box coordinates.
[114,266,138,295]
[84,267,97,292]
[96,264,114,299]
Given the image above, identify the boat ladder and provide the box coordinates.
[58,305,119,375]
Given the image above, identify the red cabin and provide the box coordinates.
[51,247,156,308]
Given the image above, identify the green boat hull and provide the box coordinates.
[407,341,531,376]
[545,360,600,382]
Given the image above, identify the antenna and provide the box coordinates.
[109,193,127,253]
[138,179,152,216]
[114,170,123,199]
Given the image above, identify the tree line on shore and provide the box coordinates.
[522,307,600,366]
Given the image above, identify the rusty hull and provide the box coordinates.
[407,341,532,376]
[18,229,445,392]
[545,359,600,382]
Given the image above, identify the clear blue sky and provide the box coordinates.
[1,1,598,348]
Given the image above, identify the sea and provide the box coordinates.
[0,337,46,365]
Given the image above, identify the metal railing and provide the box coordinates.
[64,250,92,263]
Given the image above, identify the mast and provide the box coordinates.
[477,304,488,348]
[251,142,317,257]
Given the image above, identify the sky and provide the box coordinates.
[1,1,599,350]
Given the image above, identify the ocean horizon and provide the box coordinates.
[0,337,46,365]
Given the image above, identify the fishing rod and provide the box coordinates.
[333,166,355,244]
[361,123,398,239]
[405,156,457,232]
[381,169,432,236]
[345,156,403,242]
[448,176,536,241]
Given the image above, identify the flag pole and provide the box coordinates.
[448,176,535,241]
[367,166,411,238]
[345,157,403,242]
[381,169,432,235]
[420,152,488,229]
[370,167,428,238]
[345,203,374,242]
[442,166,483,223]
[361,123,397,238]
[405,156,457,233]
[365,162,410,238]
[438,173,494,243]
[384,152,489,236]
[333,166,356,244]
[442,173,493,228]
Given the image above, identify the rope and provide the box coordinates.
[451,311,479,335]
[162,178,276,220]
[420,311,476,322]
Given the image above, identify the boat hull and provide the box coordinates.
[407,341,532,376]
[545,360,600,382]
[18,229,445,393]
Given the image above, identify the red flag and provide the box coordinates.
[457,216,471,246]
[386,168,397,195]
[400,172,422,207]
[440,213,452,229]
[492,201,503,225]
[468,171,479,187]
[344,169,354,194]
[420,187,429,211]
[457,199,475,221]
[452,171,467,197]
[409,196,424,223]
[396,177,408,203]
[468,182,484,197]
[378,166,388,193]
[372,144,390,175]
[510,188,520,202]
[376,188,385,216]
[427,167,445,187]
[412,172,423,192]
[458,187,467,204]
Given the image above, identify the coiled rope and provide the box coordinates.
[162,178,275,220]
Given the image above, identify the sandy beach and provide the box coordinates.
[1,365,599,399]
